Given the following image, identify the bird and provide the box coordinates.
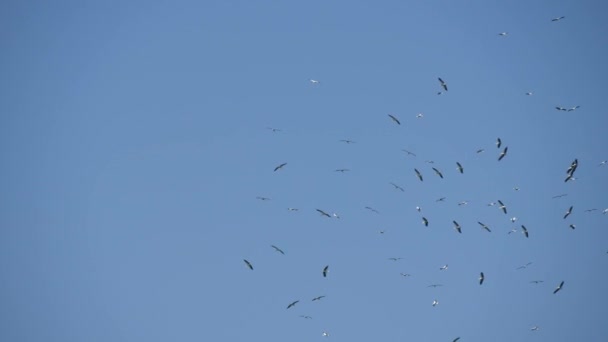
[498,146,508,161]
[604,208,608,214]
[266,127,281,132]
[440,264,448,270]
[321,331,330,337]
[508,229,517,234]
[243,259,254,270]
[552,16,565,21]
[339,139,355,144]
[299,315,312,319]
[388,114,401,125]
[584,208,598,213]
[456,162,464,174]
[552,193,568,199]
[531,326,540,331]
[563,206,573,219]
[478,221,492,232]
[498,32,508,36]
[516,262,532,270]
[498,200,507,214]
[400,273,412,277]
[422,217,429,227]
[274,162,287,171]
[414,168,423,181]
[256,196,271,201]
[556,106,567,111]
[432,299,439,306]
[390,182,405,192]
[569,224,576,230]
[566,159,578,175]
[453,221,462,233]
[316,209,331,218]
[388,257,404,261]
[479,272,485,285]
[438,77,448,91]
[553,281,565,294]
[287,300,299,309]
[402,149,417,157]
[322,265,329,277]
[599,160,607,166]
[525,92,534,96]
[510,217,517,223]
[416,113,424,118]
[416,206,422,212]
[496,137,502,148]
[436,197,446,202]
[513,186,520,191]
[521,225,529,238]
[567,105,580,111]
[334,168,350,173]
[432,167,444,179]
[312,295,326,301]
[332,212,340,219]
[309,79,320,84]
[428,284,443,288]
[287,207,299,211]
[453,338,461,342]
[425,160,435,164]
[458,201,469,206]
[271,245,285,254]
[530,280,544,284]
[476,148,485,154]
[365,206,380,214]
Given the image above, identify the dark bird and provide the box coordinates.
[479,272,485,285]
[402,149,417,157]
[498,146,508,161]
[478,221,492,232]
[476,148,485,154]
[390,182,405,192]
[438,77,448,91]
[316,209,331,218]
[552,16,565,21]
[563,206,573,219]
[521,225,529,238]
[388,114,401,125]
[414,168,423,181]
[569,224,576,230]
[436,197,446,202]
[256,196,271,201]
[388,257,404,261]
[312,295,326,301]
[498,200,507,214]
[432,167,444,179]
[585,208,598,212]
[456,162,464,174]
[428,284,443,288]
[552,193,568,199]
[567,159,578,174]
[271,245,285,255]
[553,281,564,294]
[556,106,567,111]
[322,265,329,277]
[365,206,380,214]
[496,137,502,148]
[339,139,355,144]
[453,220,462,233]
[422,217,429,227]
[530,280,544,284]
[299,315,312,319]
[287,300,300,309]
[267,127,282,132]
[334,168,350,173]
[243,259,254,270]
[453,338,461,342]
[274,162,287,172]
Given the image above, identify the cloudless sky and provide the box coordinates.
[1,1,607,341]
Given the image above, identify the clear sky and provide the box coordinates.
[1,1,607,341]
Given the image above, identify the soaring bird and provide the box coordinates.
[388,114,401,125]
[309,79,320,84]
[478,221,492,232]
[388,257,404,261]
[563,206,573,219]
[334,168,350,173]
[316,209,331,218]
[287,207,299,211]
[498,32,508,36]
[567,159,578,174]
[552,16,565,21]
[428,284,443,288]
[569,224,576,230]
[552,193,568,199]
[402,149,417,157]
[498,200,507,214]
[521,225,529,238]
[339,139,355,144]
[274,163,287,171]
[458,201,469,206]
[416,206,422,212]
[271,245,285,255]
[567,105,580,111]
[476,148,485,154]
[416,113,424,118]
[400,273,412,277]
[365,206,380,214]
[440,264,448,270]
[496,137,502,148]
[243,259,254,270]
[531,326,540,331]
[525,92,534,96]
[312,295,326,301]
[422,217,429,227]
[553,281,565,294]
[287,300,299,309]
[479,272,485,285]
[453,221,462,234]
[436,197,446,202]
[414,168,423,181]
[516,262,533,270]
[530,280,544,284]
[256,196,271,201]
[498,146,508,161]
[556,106,567,111]
[432,167,444,179]
[432,299,439,306]
[299,315,312,319]
[267,127,282,132]
[453,338,461,342]
[322,265,329,277]
[456,162,464,174]
[438,77,448,91]
[390,182,405,192]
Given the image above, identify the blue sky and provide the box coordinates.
[1,1,607,341]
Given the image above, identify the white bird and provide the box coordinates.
[322,331,330,337]
[440,264,448,270]
[599,160,607,166]
[309,79,320,84]
[531,326,540,331]
[603,208,608,214]
[498,32,508,36]
[416,113,424,118]
[432,299,439,306]
[332,212,340,219]
[525,92,534,96]
[510,217,517,223]
[416,206,422,212]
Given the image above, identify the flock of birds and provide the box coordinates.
[236,15,607,341]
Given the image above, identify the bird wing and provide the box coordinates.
[274,163,287,171]
[456,162,463,173]
[388,114,401,125]
[243,259,253,270]
[316,209,330,217]
[271,245,285,254]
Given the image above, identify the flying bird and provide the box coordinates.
[334,168,350,173]
[552,16,565,21]
[598,160,607,166]
[458,201,469,206]
[287,207,299,211]
[432,299,439,306]
[402,149,417,157]
[531,326,540,331]
[428,284,443,288]
[312,295,326,301]
[271,245,285,255]
[479,272,485,285]
[476,148,485,154]
[438,77,448,91]
[453,338,461,342]
[552,193,568,199]
[432,167,444,179]
[498,200,507,214]
[388,114,401,125]
[422,217,429,227]
[530,280,544,284]
[440,264,448,270]
[309,79,320,84]
[390,182,405,192]
[256,196,271,201]
[563,206,573,219]
[274,163,287,172]
[498,32,508,36]
[569,224,576,230]
[516,262,533,270]
[339,139,355,144]
[414,168,423,181]
[400,273,412,277]
[496,138,502,148]
[498,146,508,161]
[553,281,565,294]
[453,221,462,233]
[322,265,329,277]
[478,221,492,232]
[521,225,529,238]
[525,92,534,96]
[567,105,580,111]
[299,315,312,319]
[365,206,380,214]
[584,208,598,213]
[436,197,446,202]
[287,300,300,309]
[316,209,331,218]
[266,127,281,132]
[556,106,567,111]
[388,257,404,261]
[416,113,424,118]
[243,259,254,270]
[456,162,464,174]
[416,206,422,212]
